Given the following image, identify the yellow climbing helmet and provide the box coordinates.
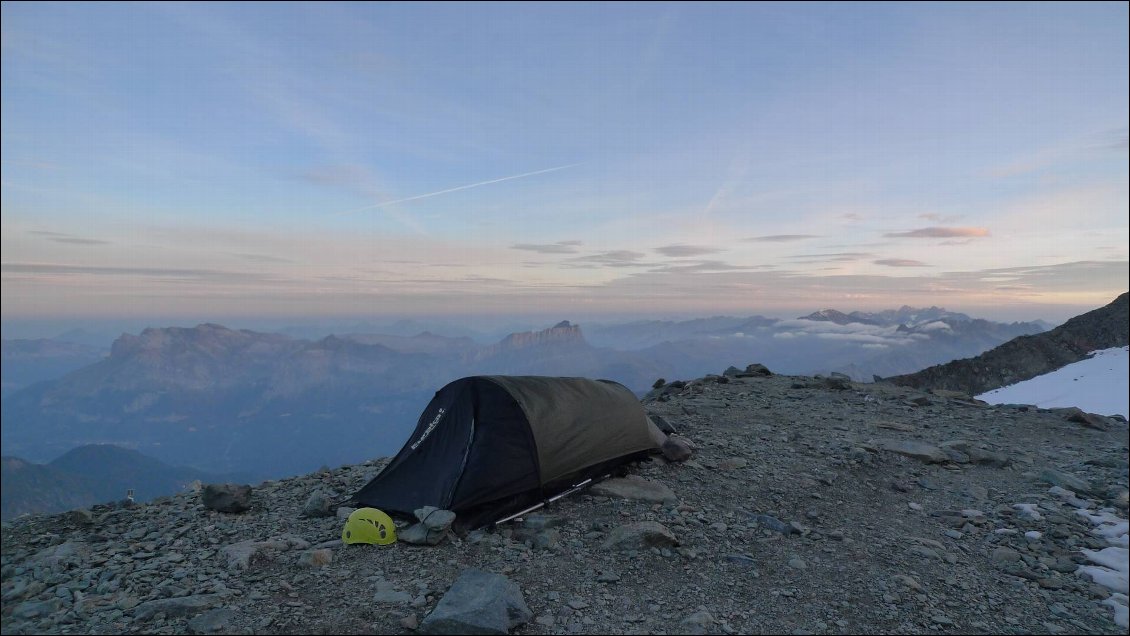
[342,507,397,545]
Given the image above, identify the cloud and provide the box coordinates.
[51,237,110,245]
[649,260,771,273]
[29,230,110,245]
[655,244,722,257]
[884,227,990,238]
[567,250,649,268]
[743,234,819,242]
[1,262,275,283]
[231,253,294,264]
[511,242,583,254]
[874,259,929,267]
[788,252,875,263]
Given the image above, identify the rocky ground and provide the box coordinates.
[2,369,1128,635]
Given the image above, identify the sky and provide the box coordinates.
[2,2,1128,332]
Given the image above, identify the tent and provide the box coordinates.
[351,375,664,529]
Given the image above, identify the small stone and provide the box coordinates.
[787,557,807,570]
[661,436,694,462]
[679,610,715,635]
[400,613,419,630]
[301,492,335,518]
[992,547,1022,565]
[297,549,332,568]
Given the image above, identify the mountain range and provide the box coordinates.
[0,444,243,521]
[0,307,1048,483]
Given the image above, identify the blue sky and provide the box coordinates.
[2,2,1127,327]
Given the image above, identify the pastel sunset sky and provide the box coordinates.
[2,2,1127,329]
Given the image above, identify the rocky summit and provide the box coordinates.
[2,369,1127,635]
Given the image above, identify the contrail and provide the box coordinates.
[334,163,581,217]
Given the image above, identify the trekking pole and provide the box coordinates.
[493,474,610,527]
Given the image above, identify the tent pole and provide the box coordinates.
[493,474,609,527]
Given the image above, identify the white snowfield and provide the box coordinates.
[976,346,1129,419]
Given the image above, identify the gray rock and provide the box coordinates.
[824,375,852,390]
[301,491,335,518]
[941,440,1010,467]
[590,476,678,504]
[416,506,457,532]
[297,548,332,568]
[400,520,451,546]
[374,579,413,604]
[601,521,678,550]
[743,363,772,377]
[1058,407,1114,430]
[874,439,948,464]
[11,599,62,619]
[133,593,224,620]
[661,436,694,462]
[187,608,238,634]
[746,512,798,535]
[401,613,420,630]
[420,569,532,635]
[1038,469,1095,495]
[991,547,1022,565]
[722,554,758,568]
[677,610,715,635]
[201,484,252,513]
[222,536,310,570]
[64,508,94,526]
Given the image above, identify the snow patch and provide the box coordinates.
[977,346,1129,418]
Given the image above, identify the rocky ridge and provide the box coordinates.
[886,292,1129,396]
[2,368,1127,635]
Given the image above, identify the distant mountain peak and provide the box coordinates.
[494,322,587,351]
[799,309,878,325]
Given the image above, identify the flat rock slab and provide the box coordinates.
[1039,468,1096,495]
[420,569,531,635]
[601,521,678,551]
[591,475,677,503]
[874,439,948,463]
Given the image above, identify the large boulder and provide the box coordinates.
[201,484,252,513]
[420,569,532,634]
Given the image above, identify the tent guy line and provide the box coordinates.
[332,163,583,217]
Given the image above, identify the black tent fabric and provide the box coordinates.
[351,375,662,529]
